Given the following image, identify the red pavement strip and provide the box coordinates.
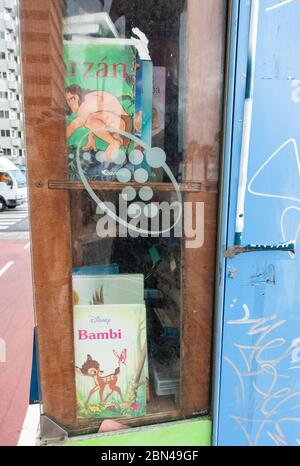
[0,240,34,446]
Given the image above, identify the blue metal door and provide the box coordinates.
[214,0,300,446]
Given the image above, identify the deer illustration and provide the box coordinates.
[78,354,123,407]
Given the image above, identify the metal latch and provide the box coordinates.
[225,242,295,259]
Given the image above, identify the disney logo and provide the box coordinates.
[89,316,111,325]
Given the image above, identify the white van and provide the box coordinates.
[0,157,27,212]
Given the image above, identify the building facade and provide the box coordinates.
[0,0,24,162]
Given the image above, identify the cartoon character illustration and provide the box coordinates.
[78,354,124,407]
[65,85,133,161]
[113,349,127,367]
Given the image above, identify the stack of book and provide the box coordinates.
[63,12,153,181]
[63,12,119,39]
[152,358,180,397]
[73,271,148,419]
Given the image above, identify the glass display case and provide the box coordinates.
[20,0,227,436]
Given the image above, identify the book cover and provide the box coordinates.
[72,273,150,402]
[135,59,153,147]
[74,304,147,419]
[134,59,153,175]
[72,274,144,305]
[64,40,136,180]
[149,66,166,182]
[152,66,166,140]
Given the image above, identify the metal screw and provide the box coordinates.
[35,181,44,188]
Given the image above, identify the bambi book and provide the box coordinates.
[74,304,147,419]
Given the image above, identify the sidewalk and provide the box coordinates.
[0,236,34,446]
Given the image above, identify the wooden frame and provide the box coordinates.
[20,0,227,433]
[48,180,215,193]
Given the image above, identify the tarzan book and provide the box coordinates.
[64,40,137,180]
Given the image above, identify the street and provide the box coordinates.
[0,203,34,446]
[0,204,29,233]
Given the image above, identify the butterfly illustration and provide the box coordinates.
[113,349,127,367]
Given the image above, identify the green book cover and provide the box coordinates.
[74,304,147,419]
[64,41,136,180]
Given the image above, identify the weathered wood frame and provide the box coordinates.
[20,0,227,434]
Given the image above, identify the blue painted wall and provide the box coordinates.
[214,0,300,446]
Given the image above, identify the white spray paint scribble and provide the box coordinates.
[248,138,300,258]
[225,304,300,445]
[291,79,300,103]
[290,338,300,364]
[248,138,300,204]
[266,0,295,12]
[280,206,300,259]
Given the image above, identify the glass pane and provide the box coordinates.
[61,0,225,425]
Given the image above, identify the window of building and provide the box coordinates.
[0,71,8,79]
[0,92,8,100]
[6,51,14,62]
[0,32,5,39]
[0,110,9,118]
[0,130,10,137]
[4,9,12,21]
[5,31,12,41]
[3,148,11,156]
[0,52,5,60]
[8,72,15,81]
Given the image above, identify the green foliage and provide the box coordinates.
[119,95,135,116]
[76,378,146,419]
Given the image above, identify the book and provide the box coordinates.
[64,40,137,181]
[134,59,153,174]
[152,67,166,140]
[135,59,153,147]
[74,304,147,419]
[153,307,180,338]
[73,273,150,402]
[152,357,180,397]
[149,66,166,182]
[73,264,119,276]
[72,274,144,305]
[63,12,119,38]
